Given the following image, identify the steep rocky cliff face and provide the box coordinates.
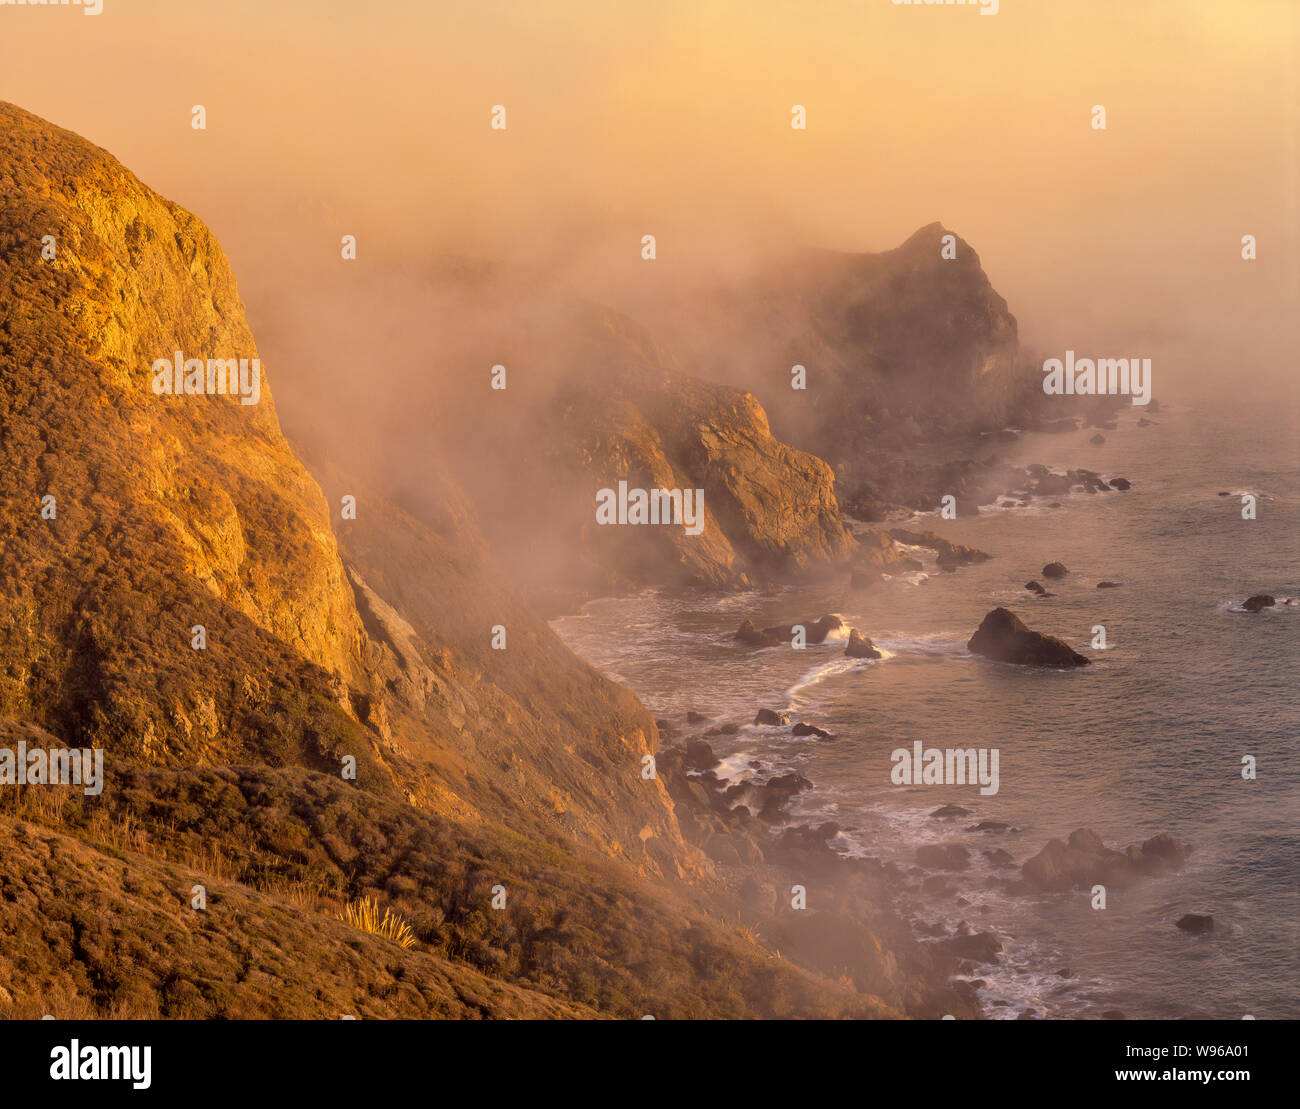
[0,102,959,1020]
[0,100,377,771]
[305,454,690,875]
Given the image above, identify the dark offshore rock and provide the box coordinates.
[753,708,791,726]
[1042,562,1069,578]
[735,613,843,647]
[682,740,719,772]
[983,848,1016,868]
[931,804,972,818]
[888,529,992,571]
[804,614,846,642]
[792,722,834,739]
[845,629,883,659]
[1024,580,1049,596]
[1242,594,1276,612]
[1097,581,1122,589]
[1090,433,1106,445]
[967,608,1090,667]
[853,527,922,581]
[735,619,785,647]
[1108,477,1132,490]
[1015,829,1192,893]
[1176,913,1215,934]
[753,773,814,823]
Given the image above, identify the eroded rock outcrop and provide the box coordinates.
[845,629,882,659]
[0,100,374,771]
[1014,829,1192,893]
[889,529,992,572]
[967,608,1090,667]
[736,613,843,648]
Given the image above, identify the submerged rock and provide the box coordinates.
[1042,562,1069,579]
[1096,581,1122,589]
[1176,913,1214,934]
[967,608,1090,667]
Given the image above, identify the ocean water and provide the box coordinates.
[551,400,1299,1019]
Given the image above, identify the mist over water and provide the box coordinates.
[554,400,1300,1018]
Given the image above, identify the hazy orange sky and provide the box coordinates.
[2,0,1296,400]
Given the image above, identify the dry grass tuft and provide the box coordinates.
[340,897,416,949]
